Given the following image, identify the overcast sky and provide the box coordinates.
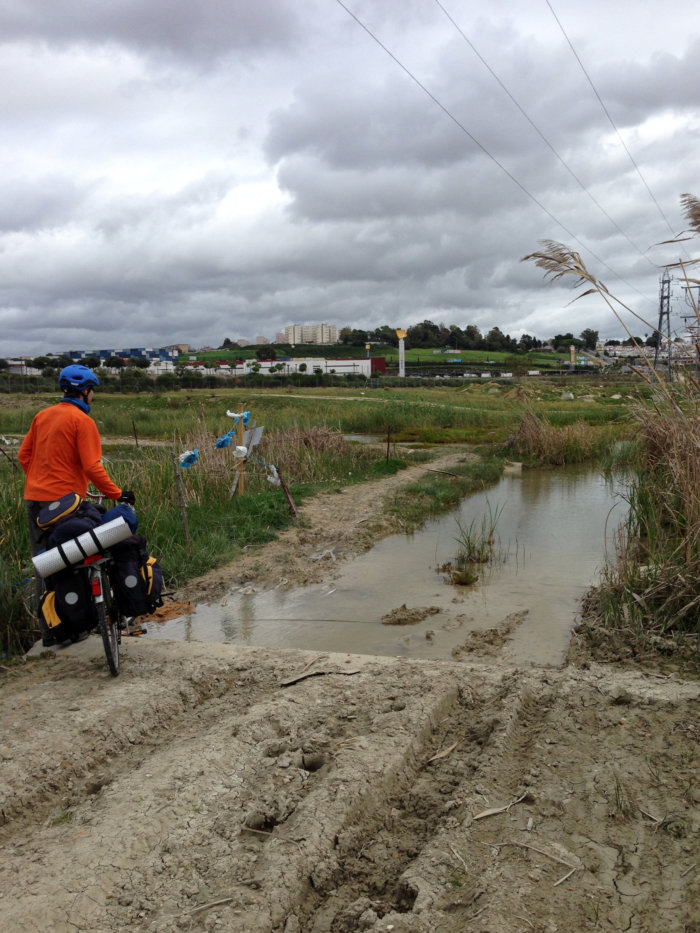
[1,0,699,359]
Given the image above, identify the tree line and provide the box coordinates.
[336,321,600,352]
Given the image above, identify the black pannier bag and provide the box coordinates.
[45,502,105,546]
[108,535,164,618]
[39,567,95,644]
[36,492,84,529]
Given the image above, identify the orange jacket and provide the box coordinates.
[18,400,122,502]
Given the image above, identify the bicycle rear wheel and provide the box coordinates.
[96,578,120,677]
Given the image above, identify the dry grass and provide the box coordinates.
[523,193,700,646]
[602,379,700,636]
[508,406,615,465]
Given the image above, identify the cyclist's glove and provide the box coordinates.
[118,490,136,506]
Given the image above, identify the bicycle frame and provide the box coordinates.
[83,491,143,676]
[82,552,121,676]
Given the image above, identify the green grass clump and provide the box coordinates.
[439,499,505,587]
[384,450,505,532]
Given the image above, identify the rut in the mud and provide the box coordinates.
[2,640,699,933]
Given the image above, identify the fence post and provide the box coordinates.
[276,467,297,516]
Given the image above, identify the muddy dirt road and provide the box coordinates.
[2,450,699,932]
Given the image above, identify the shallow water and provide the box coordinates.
[151,466,625,667]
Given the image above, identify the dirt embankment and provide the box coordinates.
[2,450,699,933]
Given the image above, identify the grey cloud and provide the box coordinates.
[266,76,469,171]
[0,0,302,59]
[274,153,519,223]
[571,40,700,124]
[0,176,89,232]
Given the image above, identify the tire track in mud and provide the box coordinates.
[1,644,481,932]
[281,668,700,933]
[0,641,279,834]
[381,669,700,933]
[290,668,552,931]
[2,644,699,933]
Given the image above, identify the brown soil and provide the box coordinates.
[2,449,699,933]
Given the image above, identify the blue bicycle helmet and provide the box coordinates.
[59,364,100,391]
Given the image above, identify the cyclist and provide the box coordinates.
[18,364,135,646]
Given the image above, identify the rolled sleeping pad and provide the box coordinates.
[32,517,132,579]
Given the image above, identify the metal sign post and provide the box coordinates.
[236,417,245,496]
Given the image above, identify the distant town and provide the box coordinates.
[2,318,697,382]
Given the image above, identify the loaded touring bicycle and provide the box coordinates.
[33,492,163,676]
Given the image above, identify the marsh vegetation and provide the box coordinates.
[0,373,655,657]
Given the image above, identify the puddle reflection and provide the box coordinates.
[151,467,625,667]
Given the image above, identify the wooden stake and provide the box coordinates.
[276,467,298,516]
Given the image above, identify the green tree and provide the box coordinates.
[518,333,540,351]
[552,333,582,351]
[579,328,599,351]
[406,320,442,348]
[370,325,399,347]
[120,367,152,391]
[106,355,126,369]
[255,346,276,361]
[484,327,516,352]
[339,327,368,345]
[462,325,483,350]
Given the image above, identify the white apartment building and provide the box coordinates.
[284,323,338,345]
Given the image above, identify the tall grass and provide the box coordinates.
[0,457,34,655]
[590,380,700,640]
[523,192,700,653]
[507,407,626,465]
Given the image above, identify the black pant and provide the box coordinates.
[25,500,51,637]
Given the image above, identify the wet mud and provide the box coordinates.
[1,639,699,932]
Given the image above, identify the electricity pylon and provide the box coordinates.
[653,268,672,380]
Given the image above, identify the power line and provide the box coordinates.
[433,0,655,268]
[334,0,656,308]
[545,0,681,244]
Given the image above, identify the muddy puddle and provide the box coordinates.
[151,466,624,667]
